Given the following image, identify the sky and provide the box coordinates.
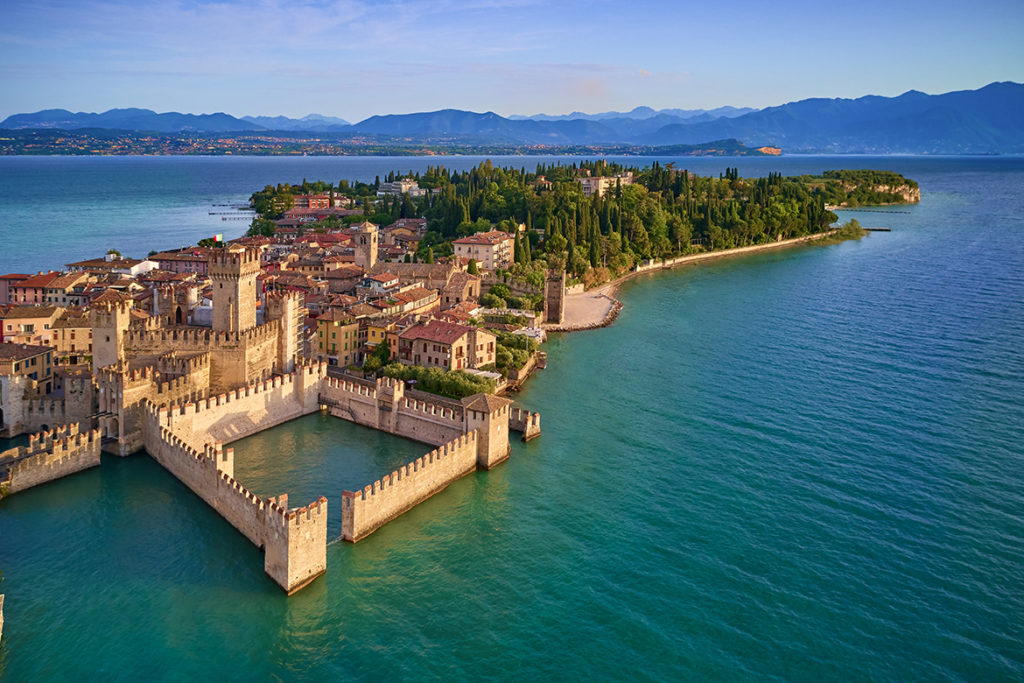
[1,0,1022,122]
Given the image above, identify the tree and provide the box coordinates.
[246,217,276,237]
[467,259,479,275]
[426,247,434,264]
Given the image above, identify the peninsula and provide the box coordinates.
[0,161,916,603]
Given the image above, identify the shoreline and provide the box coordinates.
[545,229,842,333]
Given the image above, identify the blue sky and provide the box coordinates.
[1,0,1022,121]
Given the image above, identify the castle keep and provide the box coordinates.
[1,245,541,596]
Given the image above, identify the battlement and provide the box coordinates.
[509,407,541,442]
[401,396,463,423]
[124,319,282,350]
[144,420,327,593]
[264,290,303,305]
[23,395,66,421]
[208,246,261,274]
[340,431,478,542]
[1,422,101,496]
[323,375,379,398]
[158,351,211,377]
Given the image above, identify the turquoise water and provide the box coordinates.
[2,156,1024,679]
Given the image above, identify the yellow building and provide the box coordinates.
[0,342,54,395]
[316,308,360,367]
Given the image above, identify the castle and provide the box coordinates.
[1,245,540,596]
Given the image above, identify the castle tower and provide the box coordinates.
[543,269,566,325]
[353,221,378,271]
[264,291,305,373]
[156,284,198,325]
[209,246,260,332]
[462,393,512,469]
[89,291,133,372]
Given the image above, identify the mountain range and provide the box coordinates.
[3,82,1022,153]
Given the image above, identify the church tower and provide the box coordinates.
[209,246,260,332]
[353,221,378,271]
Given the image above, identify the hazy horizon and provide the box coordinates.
[2,0,1021,122]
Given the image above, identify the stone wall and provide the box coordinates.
[0,423,101,496]
[341,431,478,542]
[121,321,283,392]
[509,407,541,442]
[151,363,326,450]
[321,376,465,445]
[141,422,327,593]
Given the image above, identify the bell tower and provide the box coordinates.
[209,246,260,332]
[353,221,378,271]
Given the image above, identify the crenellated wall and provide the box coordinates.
[0,422,101,496]
[96,361,211,455]
[509,407,541,442]
[341,431,478,542]
[149,362,326,450]
[321,375,467,445]
[120,320,283,392]
[141,422,327,593]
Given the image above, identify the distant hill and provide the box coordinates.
[4,83,1022,152]
[240,114,351,131]
[638,82,1024,153]
[509,105,757,122]
[0,108,263,132]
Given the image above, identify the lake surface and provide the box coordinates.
[1,155,1022,680]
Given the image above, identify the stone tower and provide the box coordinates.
[156,284,198,325]
[209,246,260,332]
[264,290,304,373]
[353,221,378,271]
[543,269,566,325]
[462,393,512,469]
[89,291,133,372]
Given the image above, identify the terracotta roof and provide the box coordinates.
[460,393,511,412]
[347,303,381,318]
[369,273,399,283]
[452,230,514,246]
[318,308,355,324]
[393,287,435,304]
[14,272,62,289]
[46,272,89,289]
[91,289,134,305]
[0,273,30,281]
[0,342,51,361]
[399,319,471,345]
[3,305,60,319]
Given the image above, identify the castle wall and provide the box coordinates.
[321,376,465,446]
[141,420,327,593]
[120,321,284,393]
[509,407,541,442]
[341,431,478,542]
[152,363,326,450]
[0,423,101,496]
